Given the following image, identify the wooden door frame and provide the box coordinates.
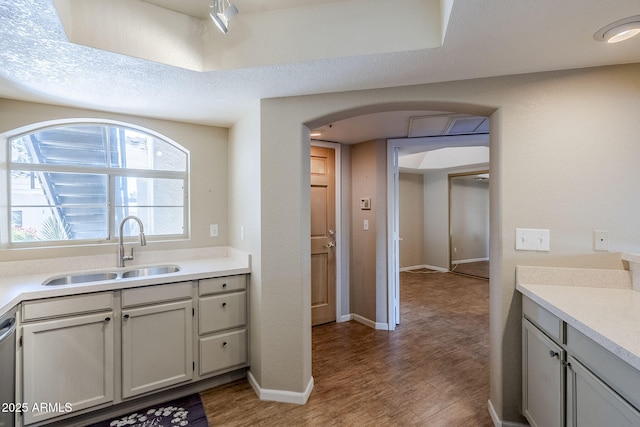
[311,140,344,323]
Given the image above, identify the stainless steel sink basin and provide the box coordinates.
[121,265,181,278]
[43,272,119,286]
[42,264,182,286]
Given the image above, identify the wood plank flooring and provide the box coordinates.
[200,271,491,426]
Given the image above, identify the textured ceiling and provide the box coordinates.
[0,0,639,138]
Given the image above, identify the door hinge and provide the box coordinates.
[19,335,22,347]
[192,361,195,371]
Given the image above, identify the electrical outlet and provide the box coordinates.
[210,224,218,237]
[594,230,609,251]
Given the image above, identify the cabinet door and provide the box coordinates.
[566,355,640,427]
[522,319,564,427]
[122,300,193,398]
[22,312,114,425]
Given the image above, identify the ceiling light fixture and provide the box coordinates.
[209,0,238,34]
[594,16,640,43]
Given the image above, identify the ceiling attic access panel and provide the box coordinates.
[53,0,448,71]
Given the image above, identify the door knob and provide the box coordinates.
[325,241,336,248]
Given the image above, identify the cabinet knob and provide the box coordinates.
[222,341,228,348]
[222,302,227,308]
[222,283,227,288]
[549,350,559,358]
[105,317,111,322]
[123,314,130,320]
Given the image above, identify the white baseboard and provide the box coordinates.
[400,264,448,272]
[452,257,489,265]
[487,399,529,427]
[247,371,314,405]
[338,314,352,323]
[352,313,389,330]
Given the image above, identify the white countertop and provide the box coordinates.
[0,247,250,317]
[517,266,640,372]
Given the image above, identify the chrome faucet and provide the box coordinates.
[118,215,147,267]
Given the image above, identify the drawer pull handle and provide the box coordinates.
[549,350,559,358]
[222,341,228,348]
[222,302,227,308]
[124,314,130,320]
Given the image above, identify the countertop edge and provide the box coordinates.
[517,282,640,372]
[0,255,251,317]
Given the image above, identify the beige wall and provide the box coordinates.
[228,103,263,383]
[247,64,640,423]
[423,171,450,270]
[4,63,640,422]
[0,98,228,262]
[350,140,388,323]
[399,173,425,268]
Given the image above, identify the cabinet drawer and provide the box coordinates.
[121,281,192,308]
[22,292,113,321]
[199,329,247,376]
[566,325,640,411]
[523,295,563,342]
[199,275,246,296]
[199,292,246,334]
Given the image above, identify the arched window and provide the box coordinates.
[8,122,189,246]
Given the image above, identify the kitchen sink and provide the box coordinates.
[43,272,119,286]
[42,264,182,286]
[121,265,181,278]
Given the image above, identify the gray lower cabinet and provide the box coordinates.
[19,273,249,426]
[566,355,640,427]
[121,281,194,399]
[21,293,115,425]
[522,295,640,427]
[522,318,564,427]
[121,299,193,398]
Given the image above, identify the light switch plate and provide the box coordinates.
[210,224,218,237]
[515,228,550,251]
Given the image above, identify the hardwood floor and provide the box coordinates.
[201,271,491,426]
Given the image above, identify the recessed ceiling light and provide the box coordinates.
[594,16,640,43]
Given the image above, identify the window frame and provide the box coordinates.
[2,119,190,249]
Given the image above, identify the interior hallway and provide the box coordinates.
[201,270,491,426]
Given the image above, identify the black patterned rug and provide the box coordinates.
[89,394,208,427]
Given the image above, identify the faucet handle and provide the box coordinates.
[123,246,134,262]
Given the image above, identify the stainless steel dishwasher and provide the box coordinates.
[0,307,17,427]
